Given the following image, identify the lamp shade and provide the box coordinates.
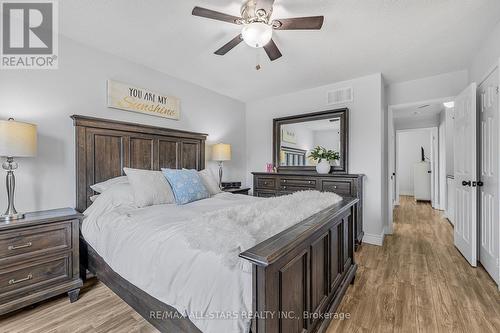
[0,119,37,157]
[212,143,231,161]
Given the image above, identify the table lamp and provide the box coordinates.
[212,143,231,189]
[0,118,37,221]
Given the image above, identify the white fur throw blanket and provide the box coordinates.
[181,191,342,271]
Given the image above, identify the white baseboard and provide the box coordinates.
[399,190,414,196]
[384,225,393,235]
[362,232,385,246]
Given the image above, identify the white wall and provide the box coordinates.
[281,123,314,151]
[387,70,469,106]
[397,129,431,196]
[394,114,440,131]
[0,36,246,213]
[469,20,500,84]
[246,73,386,244]
[313,130,340,152]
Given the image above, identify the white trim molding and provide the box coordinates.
[363,232,385,246]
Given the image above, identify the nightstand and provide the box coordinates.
[0,208,83,315]
[223,187,251,195]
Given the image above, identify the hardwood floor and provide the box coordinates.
[1,195,499,332]
[328,196,500,333]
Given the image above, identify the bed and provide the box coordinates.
[73,115,358,333]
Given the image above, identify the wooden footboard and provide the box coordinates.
[240,197,358,333]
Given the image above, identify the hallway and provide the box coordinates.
[328,195,500,332]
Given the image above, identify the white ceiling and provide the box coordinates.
[393,103,444,119]
[60,0,500,102]
[393,102,444,128]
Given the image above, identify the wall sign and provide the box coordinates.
[282,128,297,144]
[107,80,180,120]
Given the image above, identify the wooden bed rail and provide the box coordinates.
[240,197,359,333]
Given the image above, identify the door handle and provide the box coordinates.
[477,181,484,187]
[462,180,472,187]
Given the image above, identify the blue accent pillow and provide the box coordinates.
[161,169,210,205]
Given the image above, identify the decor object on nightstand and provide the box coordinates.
[223,187,251,195]
[0,119,37,221]
[0,208,83,315]
[212,143,231,189]
[221,181,250,195]
[308,146,340,174]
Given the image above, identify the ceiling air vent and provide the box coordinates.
[327,87,353,105]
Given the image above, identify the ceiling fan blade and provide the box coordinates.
[272,16,324,30]
[214,35,243,55]
[263,39,282,61]
[192,6,242,25]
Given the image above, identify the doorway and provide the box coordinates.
[395,128,436,204]
[387,97,453,234]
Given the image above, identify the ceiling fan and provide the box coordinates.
[192,0,324,61]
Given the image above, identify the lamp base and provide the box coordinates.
[0,213,25,222]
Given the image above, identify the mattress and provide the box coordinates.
[82,192,259,333]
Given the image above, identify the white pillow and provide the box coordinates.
[84,182,136,217]
[90,176,128,193]
[124,168,175,207]
[198,169,222,195]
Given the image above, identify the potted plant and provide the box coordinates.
[308,146,340,174]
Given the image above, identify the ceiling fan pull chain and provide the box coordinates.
[255,48,262,71]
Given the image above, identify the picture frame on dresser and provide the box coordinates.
[273,108,349,174]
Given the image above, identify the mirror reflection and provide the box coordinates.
[280,118,341,167]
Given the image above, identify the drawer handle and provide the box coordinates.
[264,181,268,185]
[308,181,312,184]
[283,186,287,189]
[334,186,338,189]
[8,242,32,251]
[283,180,287,183]
[9,273,33,285]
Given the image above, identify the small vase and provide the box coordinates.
[316,160,331,174]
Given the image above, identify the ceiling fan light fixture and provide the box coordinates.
[241,22,272,48]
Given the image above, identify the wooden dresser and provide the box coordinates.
[252,172,365,247]
[0,208,83,315]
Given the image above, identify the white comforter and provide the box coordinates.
[82,190,341,333]
[82,192,258,333]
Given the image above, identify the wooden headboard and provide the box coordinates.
[73,115,207,212]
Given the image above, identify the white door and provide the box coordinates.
[387,107,395,234]
[479,67,499,285]
[430,128,439,209]
[454,83,478,267]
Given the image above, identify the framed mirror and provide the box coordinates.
[273,108,349,173]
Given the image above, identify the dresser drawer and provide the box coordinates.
[254,190,277,198]
[0,222,72,265]
[280,185,316,192]
[321,180,352,196]
[0,254,71,297]
[256,177,276,190]
[280,178,317,188]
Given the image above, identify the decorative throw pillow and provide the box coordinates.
[123,168,175,207]
[90,176,128,193]
[162,168,210,205]
[197,169,222,196]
